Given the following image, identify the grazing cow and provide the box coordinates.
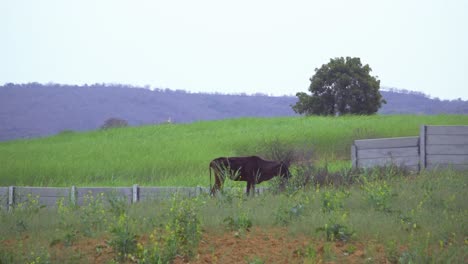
[209,156,291,196]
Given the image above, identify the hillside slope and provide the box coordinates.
[1,83,467,141]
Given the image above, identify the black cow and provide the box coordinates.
[209,156,291,196]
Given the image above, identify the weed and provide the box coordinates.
[107,213,138,262]
[322,242,336,261]
[316,222,354,242]
[385,239,400,263]
[362,179,394,213]
[345,244,357,255]
[12,193,45,233]
[246,256,265,264]
[398,213,419,232]
[224,212,253,232]
[55,198,78,246]
[274,195,307,226]
[275,163,315,195]
[294,244,317,261]
[165,195,202,260]
[135,230,170,264]
[79,192,107,237]
[106,191,129,216]
[320,189,349,213]
[136,196,202,263]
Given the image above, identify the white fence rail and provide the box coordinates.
[352,125,468,171]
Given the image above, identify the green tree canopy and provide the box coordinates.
[292,57,386,115]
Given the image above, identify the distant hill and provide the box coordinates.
[1,83,467,141]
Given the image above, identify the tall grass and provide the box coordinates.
[1,115,467,186]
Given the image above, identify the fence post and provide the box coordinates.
[70,186,77,207]
[8,186,15,212]
[132,184,139,203]
[419,125,427,172]
[351,144,358,168]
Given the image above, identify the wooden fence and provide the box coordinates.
[0,185,269,211]
[352,125,468,171]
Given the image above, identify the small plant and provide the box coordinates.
[55,198,78,246]
[320,189,349,213]
[107,213,138,262]
[224,212,253,232]
[316,222,354,242]
[106,192,129,216]
[134,195,203,263]
[274,200,305,226]
[274,163,315,194]
[316,212,354,243]
[135,230,167,264]
[79,192,107,236]
[345,244,357,255]
[360,164,410,182]
[165,195,202,260]
[294,244,317,261]
[23,247,51,264]
[247,256,265,264]
[322,242,336,262]
[398,250,416,263]
[12,193,45,232]
[313,165,347,186]
[398,213,419,232]
[362,179,394,213]
[0,248,14,264]
[385,239,400,263]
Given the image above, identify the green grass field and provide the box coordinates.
[1,114,467,263]
[1,114,468,187]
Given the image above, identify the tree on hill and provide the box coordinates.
[292,57,386,115]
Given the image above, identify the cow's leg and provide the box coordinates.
[246,181,256,196]
[211,172,223,196]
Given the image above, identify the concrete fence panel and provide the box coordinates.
[0,187,8,211]
[423,125,468,170]
[353,125,468,171]
[14,187,70,207]
[139,187,199,201]
[76,187,133,206]
[352,136,420,171]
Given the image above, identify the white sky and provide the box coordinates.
[1,0,467,99]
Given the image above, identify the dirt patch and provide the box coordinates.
[177,227,381,264]
[2,228,387,263]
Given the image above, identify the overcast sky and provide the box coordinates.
[2,0,467,99]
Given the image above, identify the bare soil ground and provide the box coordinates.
[3,227,388,263]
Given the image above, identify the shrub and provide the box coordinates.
[100,117,128,129]
[165,195,202,260]
[361,179,394,213]
[320,189,349,213]
[107,213,138,262]
[224,212,253,232]
[316,222,354,242]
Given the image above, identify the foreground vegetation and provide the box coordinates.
[1,115,468,187]
[1,168,466,263]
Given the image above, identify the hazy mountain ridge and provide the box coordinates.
[1,83,467,141]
